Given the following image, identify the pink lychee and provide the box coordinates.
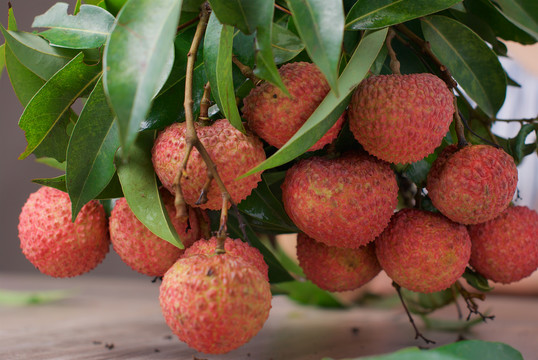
[18,186,109,277]
[296,233,381,292]
[349,73,454,164]
[468,206,538,284]
[281,152,398,248]
[152,119,266,210]
[242,62,345,150]
[375,209,471,293]
[427,144,518,224]
[159,254,272,354]
[109,189,202,276]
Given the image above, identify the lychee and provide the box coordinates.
[375,209,471,293]
[348,73,454,164]
[427,144,518,224]
[152,119,266,210]
[159,253,272,354]
[109,189,201,277]
[296,233,381,292]
[281,152,398,249]
[468,206,538,284]
[184,236,269,281]
[18,186,109,278]
[242,62,345,150]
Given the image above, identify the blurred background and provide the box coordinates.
[1,0,537,280]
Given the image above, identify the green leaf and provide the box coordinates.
[287,0,343,94]
[421,15,507,117]
[32,175,68,192]
[238,176,298,233]
[0,44,6,80]
[463,0,536,44]
[401,288,454,315]
[32,3,115,49]
[504,124,537,164]
[18,52,101,160]
[223,210,294,283]
[66,77,119,220]
[0,289,73,306]
[182,0,204,12]
[346,0,462,30]
[115,131,183,248]
[4,43,46,106]
[209,0,288,95]
[242,28,388,176]
[271,22,304,64]
[104,0,181,155]
[462,267,494,292]
[204,14,244,132]
[8,4,18,30]
[273,281,345,308]
[75,0,82,14]
[0,27,79,80]
[493,0,538,40]
[35,157,66,171]
[105,0,128,15]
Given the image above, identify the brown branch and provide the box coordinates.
[232,55,261,85]
[455,281,494,322]
[177,15,200,33]
[454,97,468,148]
[386,28,401,75]
[198,82,212,124]
[275,3,291,15]
[393,282,436,345]
[195,172,213,205]
[494,117,538,123]
[174,2,234,252]
[394,24,457,90]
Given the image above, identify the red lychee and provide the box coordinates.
[281,152,398,249]
[109,189,202,277]
[349,73,454,164]
[375,209,471,293]
[18,186,109,277]
[242,62,345,150]
[296,233,381,292]
[468,206,538,284]
[427,144,518,224]
[159,254,272,354]
[184,236,269,281]
[151,119,266,210]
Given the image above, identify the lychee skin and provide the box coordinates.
[109,189,201,277]
[18,186,109,278]
[281,152,398,249]
[184,237,269,281]
[296,233,381,292]
[159,254,272,354]
[427,144,518,224]
[349,73,454,164]
[375,209,471,293]
[468,206,538,284]
[152,119,266,210]
[242,62,345,150]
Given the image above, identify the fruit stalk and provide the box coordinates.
[173,2,231,251]
[198,81,212,124]
[386,29,401,75]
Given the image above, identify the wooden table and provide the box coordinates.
[1,273,536,360]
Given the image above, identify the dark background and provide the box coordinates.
[0,0,138,277]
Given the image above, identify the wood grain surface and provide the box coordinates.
[1,273,537,360]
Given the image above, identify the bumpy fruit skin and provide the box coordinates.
[184,237,269,281]
[281,152,398,248]
[159,254,272,354]
[468,206,538,284]
[349,73,454,164]
[152,119,266,210]
[242,62,345,150]
[427,144,518,224]
[375,209,471,293]
[18,186,109,277]
[109,189,201,276]
[297,233,381,292]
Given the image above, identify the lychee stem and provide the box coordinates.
[195,172,213,205]
[198,82,212,124]
[194,208,212,240]
[455,281,495,322]
[453,97,469,148]
[174,2,233,246]
[392,282,436,345]
[386,29,401,75]
[232,55,261,85]
[274,3,291,15]
[176,15,200,33]
[216,196,229,254]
